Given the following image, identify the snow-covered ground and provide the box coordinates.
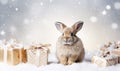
[0,53,120,71]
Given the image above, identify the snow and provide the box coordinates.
[0,30,6,36]
[40,2,43,6]
[102,10,107,15]
[0,40,120,71]
[11,0,15,2]
[0,53,120,71]
[90,16,97,23]
[0,0,120,71]
[111,23,118,30]
[49,0,53,3]
[0,0,8,5]
[15,8,19,11]
[10,26,17,34]
[114,2,120,10]
[106,5,111,10]
[24,18,30,24]
[78,1,81,5]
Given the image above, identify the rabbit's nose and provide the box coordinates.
[64,37,70,42]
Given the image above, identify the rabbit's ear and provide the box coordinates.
[72,21,84,34]
[55,22,66,33]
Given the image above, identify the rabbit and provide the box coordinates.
[55,21,85,65]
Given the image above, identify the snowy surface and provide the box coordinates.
[0,0,120,71]
[0,53,120,71]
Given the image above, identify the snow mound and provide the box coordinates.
[0,62,120,71]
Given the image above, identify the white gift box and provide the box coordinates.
[27,44,50,67]
[92,55,118,67]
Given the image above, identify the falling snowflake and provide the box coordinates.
[78,1,80,5]
[0,0,8,5]
[24,18,30,24]
[15,8,19,11]
[10,26,17,34]
[90,16,97,23]
[40,2,43,6]
[31,19,34,23]
[106,5,111,10]
[102,10,107,15]
[9,5,12,8]
[11,0,15,2]
[2,24,5,26]
[50,0,53,3]
[114,2,120,10]
[7,14,10,16]
[0,30,6,36]
[111,23,118,30]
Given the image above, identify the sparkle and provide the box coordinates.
[10,26,17,34]
[0,0,8,5]
[9,5,12,8]
[24,18,30,24]
[102,10,107,15]
[78,2,80,5]
[15,8,19,11]
[40,2,43,6]
[114,2,120,10]
[0,30,6,36]
[50,0,53,3]
[111,23,118,30]
[11,0,15,2]
[106,5,111,10]
[90,16,97,23]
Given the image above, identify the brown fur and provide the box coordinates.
[55,21,85,65]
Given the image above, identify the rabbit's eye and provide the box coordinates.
[71,33,74,36]
[62,33,64,35]
[106,52,110,54]
[117,46,119,48]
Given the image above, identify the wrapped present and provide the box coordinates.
[0,47,4,62]
[100,42,112,51]
[100,42,116,51]
[112,49,120,63]
[7,45,21,65]
[92,41,120,67]
[92,55,118,67]
[0,40,7,62]
[0,39,27,65]
[92,50,118,67]
[21,48,27,63]
[111,42,120,63]
[6,39,27,65]
[27,43,51,67]
[7,47,27,65]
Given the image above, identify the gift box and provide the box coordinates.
[27,43,51,67]
[92,41,120,67]
[0,40,7,62]
[7,46,21,65]
[0,47,4,62]
[6,39,27,65]
[7,46,27,65]
[21,48,27,63]
[92,55,118,67]
[112,49,120,63]
[0,39,27,65]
